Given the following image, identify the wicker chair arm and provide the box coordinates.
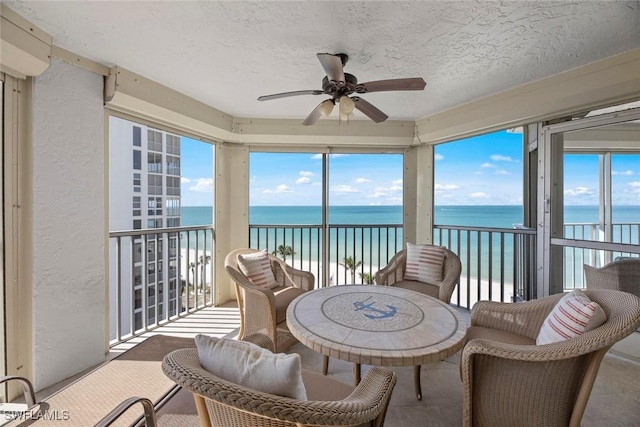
[162,349,397,426]
[438,249,462,304]
[273,261,316,291]
[374,251,406,286]
[470,295,563,340]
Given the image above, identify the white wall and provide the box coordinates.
[31,58,106,390]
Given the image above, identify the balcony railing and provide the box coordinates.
[109,225,215,345]
[249,223,536,310]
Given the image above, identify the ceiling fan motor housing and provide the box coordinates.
[322,73,358,98]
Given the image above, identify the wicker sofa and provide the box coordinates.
[161,334,397,427]
[462,289,640,427]
[224,248,315,353]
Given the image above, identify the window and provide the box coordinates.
[148,152,162,173]
[133,150,141,170]
[148,219,163,228]
[166,155,180,175]
[148,174,163,195]
[166,198,180,216]
[133,173,141,193]
[167,218,180,227]
[148,197,163,215]
[133,126,141,147]
[166,134,180,155]
[133,219,142,230]
[166,176,180,196]
[133,196,141,216]
[148,129,163,152]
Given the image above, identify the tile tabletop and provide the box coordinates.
[287,285,467,367]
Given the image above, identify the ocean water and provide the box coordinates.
[182,205,639,228]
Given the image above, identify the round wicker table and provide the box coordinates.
[287,285,467,400]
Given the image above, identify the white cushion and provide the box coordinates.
[536,289,607,345]
[237,249,279,290]
[404,242,446,284]
[194,334,307,400]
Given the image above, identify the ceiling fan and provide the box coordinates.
[257,53,426,126]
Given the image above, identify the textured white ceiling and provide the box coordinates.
[6,1,640,122]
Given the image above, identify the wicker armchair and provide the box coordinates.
[161,334,397,427]
[462,289,640,427]
[584,258,640,296]
[374,246,461,304]
[224,248,315,353]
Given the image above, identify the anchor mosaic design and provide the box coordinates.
[353,296,398,319]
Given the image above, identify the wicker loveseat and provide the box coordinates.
[224,248,315,353]
[161,335,397,427]
[374,246,461,304]
[462,289,640,427]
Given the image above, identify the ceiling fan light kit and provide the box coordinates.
[257,53,426,126]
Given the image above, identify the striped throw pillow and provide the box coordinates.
[404,243,446,284]
[237,250,279,290]
[536,289,607,345]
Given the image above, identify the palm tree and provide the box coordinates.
[272,244,295,262]
[340,256,362,284]
[188,261,197,293]
[198,255,211,290]
[359,272,374,284]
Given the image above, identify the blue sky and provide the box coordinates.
[179,131,640,207]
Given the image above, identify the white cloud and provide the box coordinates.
[470,192,489,198]
[629,181,640,188]
[296,176,311,184]
[389,185,403,191]
[332,184,359,194]
[435,184,460,191]
[495,169,510,175]
[564,186,594,196]
[490,154,517,162]
[392,179,403,185]
[189,178,213,192]
[481,162,496,168]
[262,184,292,194]
[434,154,444,161]
[181,177,191,184]
[355,177,371,184]
[612,170,634,176]
[299,171,314,177]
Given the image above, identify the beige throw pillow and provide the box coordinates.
[194,334,307,400]
[237,249,279,290]
[536,289,607,345]
[404,242,446,284]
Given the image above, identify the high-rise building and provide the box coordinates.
[109,116,181,339]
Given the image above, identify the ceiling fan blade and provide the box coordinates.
[302,101,326,126]
[352,96,389,123]
[258,90,324,101]
[356,77,426,93]
[317,53,345,85]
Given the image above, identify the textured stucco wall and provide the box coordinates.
[31,58,106,390]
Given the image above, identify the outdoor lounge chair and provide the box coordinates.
[462,289,640,427]
[161,334,397,427]
[224,248,315,352]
